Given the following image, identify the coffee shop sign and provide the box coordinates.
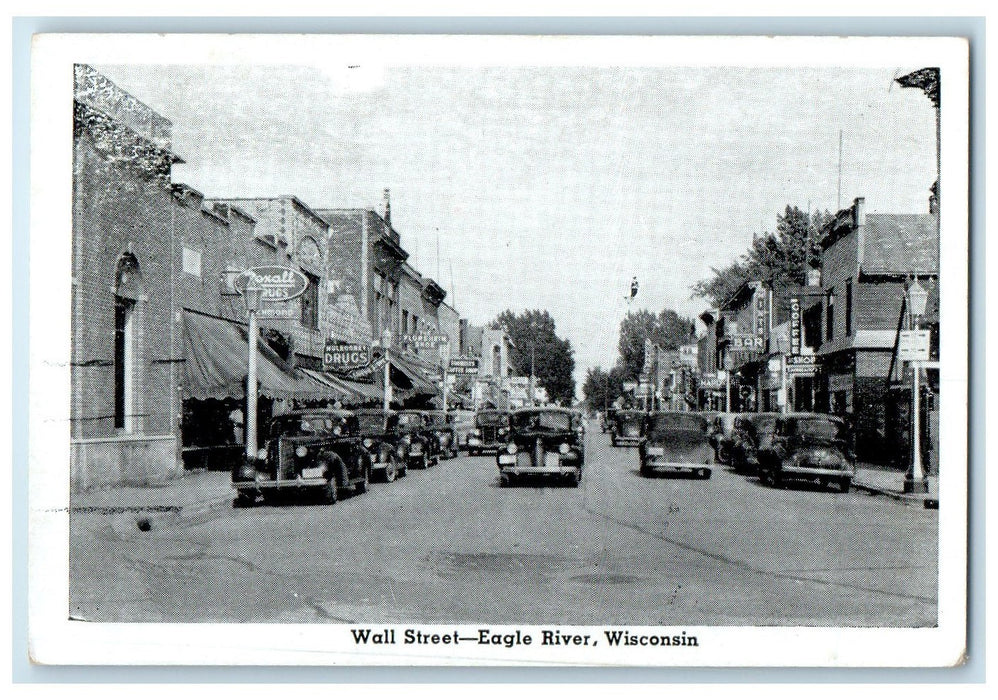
[235,266,309,302]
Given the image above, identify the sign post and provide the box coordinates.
[236,266,308,460]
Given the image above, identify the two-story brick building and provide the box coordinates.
[817,197,939,465]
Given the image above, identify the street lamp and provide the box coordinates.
[243,285,264,460]
[904,277,929,494]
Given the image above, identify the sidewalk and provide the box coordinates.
[852,463,939,508]
[70,469,233,516]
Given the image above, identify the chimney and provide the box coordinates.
[383,188,391,227]
[852,197,865,228]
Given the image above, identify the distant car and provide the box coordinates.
[729,413,781,473]
[611,409,646,447]
[354,408,407,482]
[467,409,510,455]
[708,413,739,464]
[638,412,713,479]
[231,409,370,507]
[396,410,439,470]
[425,410,459,459]
[497,407,585,487]
[757,413,855,492]
[448,409,476,452]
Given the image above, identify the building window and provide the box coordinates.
[825,290,835,341]
[182,246,202,277]
[402,309,409,334]
[114,296,135,431]
[845,281,853,337]
[301,272,319,330]
[493,345,501,377]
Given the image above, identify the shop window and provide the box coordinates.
[300,272,319,330]
[825,290,835,341]
[845,281,853,336]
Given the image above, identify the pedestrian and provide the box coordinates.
[229,407,244,445]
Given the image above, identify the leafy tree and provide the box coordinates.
[493,309,576,405]
[691,206,833,307]
[617,308,696,380]
[582,365,627,412]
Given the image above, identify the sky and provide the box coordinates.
[96,62,938,391]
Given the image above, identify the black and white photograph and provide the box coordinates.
[27,33,969,667]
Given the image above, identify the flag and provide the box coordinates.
[630,277,639,299]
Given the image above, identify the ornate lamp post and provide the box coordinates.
[243,285,263,460]
[904,277,929,494]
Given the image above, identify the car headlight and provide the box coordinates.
[402,435,412,444]
[498,427,507,435]
[506,443,518,454]
[363,438,374,448]
[559,443,570,454]
[256,448,268,460]
[332,426,342,436]
[295,445,308,458]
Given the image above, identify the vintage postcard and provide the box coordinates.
[28,33,969,666]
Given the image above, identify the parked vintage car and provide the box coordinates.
[729,412,781,473]
[231,409,370,507]
[353,408,407,482]
[426,410,459,459]
[638,412,713,479]
[756,413,855,492]
[707,412,739,464]
[448,409,477,452]
[497,407,585,487]
[466,409,510,455]
[396,410,439,470]
[610,409,646,447]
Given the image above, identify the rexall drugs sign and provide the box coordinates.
[235,266,309,302]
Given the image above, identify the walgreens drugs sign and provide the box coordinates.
[235,266,309,302]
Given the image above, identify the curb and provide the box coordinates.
[852,480,938,509]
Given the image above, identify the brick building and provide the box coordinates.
[816,197,939,465]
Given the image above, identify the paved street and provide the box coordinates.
[69,422,937,626]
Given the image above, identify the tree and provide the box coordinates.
[691,205,833,307]
[492,309,576,405]
[582,365,626,412]
[617,308,696,380]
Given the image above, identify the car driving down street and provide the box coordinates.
[497,407,585,487]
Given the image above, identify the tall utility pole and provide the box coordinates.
[243,286,263,459]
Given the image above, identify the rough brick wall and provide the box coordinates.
[72,125,179,440]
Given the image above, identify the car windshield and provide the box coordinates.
[512,411,572,432]
[796,417,849,441]
[476,412,507,426]
[398,413,423,427]
[651,414,706,432]
[751,417,779,434]
[270,414,339,437]
[355,413,386,433]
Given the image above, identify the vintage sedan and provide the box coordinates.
[729,413,781,474]
[497,407,585,487]
[354,408,407,482]
[610,409,647,447]
[638,412,713,479]
[231,409,370,507]
[707,412,739,464]
[425,410,459,459]
[757,413,855,492]
[466,409,511,455]
[396,410,439,470]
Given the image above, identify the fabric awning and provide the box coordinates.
[387,350,439,395]
[301,369,384,402]
[181,310,333,401]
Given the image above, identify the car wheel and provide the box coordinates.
[610,436,618,447]
[717,445,731,465]
[639,462,652,478]
[838,478,851,493]
[567,470,581,487]
[499,472,510,487]
[355,464,369,495]
[232,492,255,508]
[383,457,397,483]
[323,476,338,505]
[700,468,712,480]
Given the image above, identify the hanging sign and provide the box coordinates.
[400,333,449,349]
[235,266,309,302]
[323,341,372,370]
[789,297,802,356]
